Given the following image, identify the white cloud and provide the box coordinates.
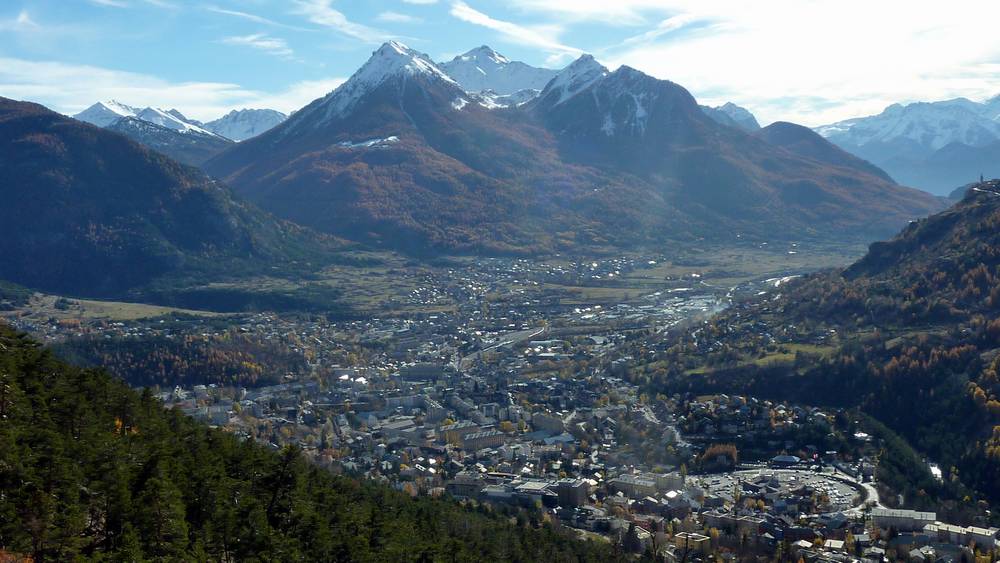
[506,0,673,26]
[219,33,294,59]
[449,1,580,62]
[616,13,705,49]
[402,0,438,4]
[14,9,37,28]
[0,10,38,31]
[205,6,314,31]
[0,56,344,121]
[598,0,1000,126]
[140,0,177,8]
[291,0,390,43]
[86,0,177,8]
[0,9,95,40]
[376,11,422,24]
[206,6,281,26]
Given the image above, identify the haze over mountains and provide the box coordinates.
[205,41,940,255]
[816,96,1000,195]
[701,102,761,132]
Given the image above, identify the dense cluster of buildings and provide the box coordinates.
[5,253,998,560]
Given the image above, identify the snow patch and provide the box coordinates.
[473,88,540,109]
[337,136,400,149]
[135,107,218,136]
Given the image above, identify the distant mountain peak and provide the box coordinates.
[166,108,194,123]
[566,54,604,72]
[368,41,454,83]
[440,45,556,96]
[458,45,510,65]
[701,102,761,132]
[538,54,608,106]
[74,100,140,127]
[286,40,458,130]
[204,108,287,142]
[135,107,218,136]
[815,95,1000,195]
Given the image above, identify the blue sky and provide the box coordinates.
[2,0,1000,126]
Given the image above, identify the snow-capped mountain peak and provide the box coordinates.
[460,45,510,66]
[814,93,1000,194]
[817,98,1000,151]
[165,108,202,126]
[359,41,456,86]
[539,54,609,106]
[440,45,557,96]
[287,41,459,129]
[74,100,140,127]
[204,109,287,141]
[700,102,761,132]
[718,102,759,127]
[134,107,218,136]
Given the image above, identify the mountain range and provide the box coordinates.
[72,101,287,165]
[816,96,1000,195]
[204,41,940,255]
[0,42,953,298]
[0,97,333,297]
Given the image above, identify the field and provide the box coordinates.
[535,242,864,307]
[1,293,223,323]
[1,241,867,324]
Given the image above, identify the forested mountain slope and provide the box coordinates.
[0,324,627,562]
[622,182,1000,517]
[0,97,337,298]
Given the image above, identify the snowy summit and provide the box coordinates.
[205,109,288,142]
[288,41,458,129]
[538,54,609,106]
[440,46,557,95]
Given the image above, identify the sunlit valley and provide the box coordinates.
[2,2,1000,561]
